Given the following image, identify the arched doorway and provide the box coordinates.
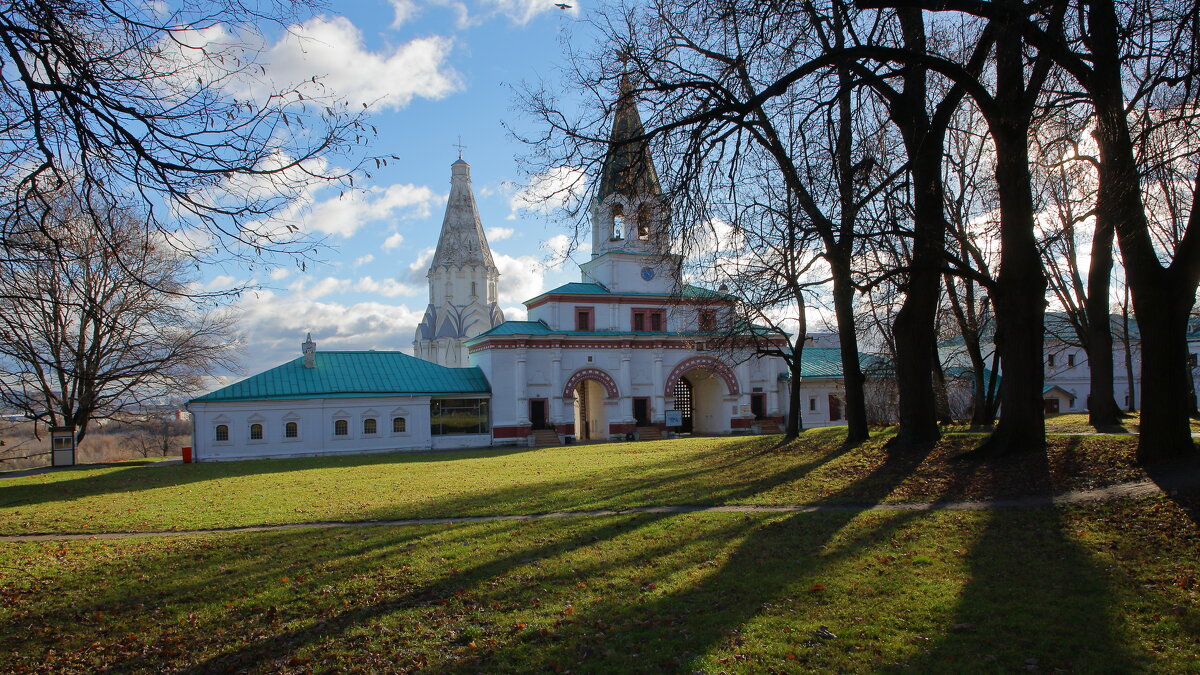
[665,356,739,435]
[573,379,609,440]
[673,377,694,433]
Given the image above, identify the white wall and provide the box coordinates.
[188,395,492,462]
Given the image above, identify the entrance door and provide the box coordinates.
[1044,398,1060,415]
[673,377,694,433]
[530,399,547,430]
[828,394,842,422]
[633,398,650,427]
[751,393,765,420]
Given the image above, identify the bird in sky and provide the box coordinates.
[555,2,572,8]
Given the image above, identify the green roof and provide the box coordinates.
[190,351,490,403]
[798,348,849,378]
[525,282,735,305]
[466,319,767,344]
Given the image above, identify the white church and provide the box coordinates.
[186,89,856,461]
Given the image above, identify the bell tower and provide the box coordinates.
[413,157,505,367]
[581,70,680,294]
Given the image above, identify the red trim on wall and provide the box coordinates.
[730,418,753,429]
[561,367,620,399]
[492,425,531,439]
[467,336,789,353]
[525,294,735,310]
[608,422,637,434]
[554,423,575,435]
[664,355,741,396]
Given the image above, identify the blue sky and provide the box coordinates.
[208,0,595,382]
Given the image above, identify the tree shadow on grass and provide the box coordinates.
[429,443,937,672]
[1144,449,1200,527]
[903,449,1142,672]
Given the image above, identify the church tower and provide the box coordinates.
[414,158,505,367]
[580,70,679,294]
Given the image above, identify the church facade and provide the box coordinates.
[186,87,860,462]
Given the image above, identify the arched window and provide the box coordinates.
[285,422,298,438]
[334,419,348,436]
[471,281,477,297]
[637,203,651,239]
[249,423,263,440]
[215,425,229,442]
[363,418,377,434]
[393,417,406,433]
[611,204,625,240]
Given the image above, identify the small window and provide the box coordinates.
[1190,353,1198,367]
[392,417,407,433]
[575,307,593,331]
[611,204,625,240]
[1047,354,1055,367]
[471,281,477,297]
[650,313,662,331]
[285,422,298,438]
[1067,353,1076,367]
[249,423,263,440]
[334,419,348,436]
[633,312,645,331]
[699,309,717,332]
[215,424,229,441]
[363,418,377,435]
[637,203,651,239]
[809,398,817,412]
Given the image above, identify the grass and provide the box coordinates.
[1,431,1198,672]
[1,498,1197,672]
[0,429,1179,535]
[945,411,1200,435]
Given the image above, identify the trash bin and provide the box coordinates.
[182,446,192,463]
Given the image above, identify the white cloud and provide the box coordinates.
[436,0,577,28]
[289,275,350,299]
[269,268,292,281]
[508,166,587,219]
[304,183,435,238]
[486,226,514,241]
[405,247,436,283]
[390,0,419,26]
[543,233,590,269]
[355,276,421,298]
[493,253,545,306]
[354,254,375,267]
[229,290,425,374]
[383,232,406,251]
[261,17,460,111]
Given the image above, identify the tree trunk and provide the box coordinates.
[976,26,1046,455]
[830,256,869,443]
[932,344,953,424]
[1087,0,1198,461]
[1085,213,1121,427]
[785,351,804,439]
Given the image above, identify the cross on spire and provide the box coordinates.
[453,136,466,159]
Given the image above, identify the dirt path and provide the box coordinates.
[1,474,1193,543]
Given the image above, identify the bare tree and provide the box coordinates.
[0,0,370,274]
[0,195,240,443]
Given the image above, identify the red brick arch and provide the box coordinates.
[562,367,619,399]
[664,356,739,397]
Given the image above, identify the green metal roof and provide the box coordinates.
[525,282,736,305]
[798,348,848,378]
[190,351,490,403]
[465,319,769,344]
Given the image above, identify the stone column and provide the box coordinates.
[619,347,633,424]
[515,350,528,425]
[550,349,563,424]
[652,348,665,423]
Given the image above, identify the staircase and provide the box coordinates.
[637,426,663,441]
[531,429,560,447]
[758,420,782,435]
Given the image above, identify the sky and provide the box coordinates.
[204,0,595,383]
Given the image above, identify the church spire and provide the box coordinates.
[595,69,661,202]
[430,157,496,270]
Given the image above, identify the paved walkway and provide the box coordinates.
[1,474,1194,543]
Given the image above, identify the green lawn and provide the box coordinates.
[1,432,1198,672]
[0,429,1164,535]
[1,498,1197,672]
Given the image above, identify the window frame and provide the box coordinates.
[430,398,491,436]
[575,306,594,331]
[392,416,408,434]
[214,424,230,442]
[698,308,717,332]
[284,421,299,439]
[333,419,349,438]
[249,423,264,441]
[363,418,377,435]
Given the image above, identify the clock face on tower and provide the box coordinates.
[641,266,655,281]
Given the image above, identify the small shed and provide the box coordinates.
[1042,385,1075,415]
